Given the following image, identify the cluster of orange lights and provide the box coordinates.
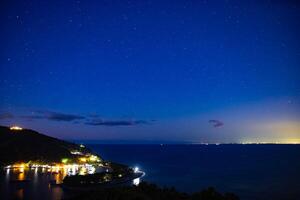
[5,162,97,174]
[76,154,101,163]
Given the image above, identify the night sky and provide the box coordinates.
[0,0,299,143]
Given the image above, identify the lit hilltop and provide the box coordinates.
[0,125,102,169]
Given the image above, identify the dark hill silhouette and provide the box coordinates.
[0,125,94,165]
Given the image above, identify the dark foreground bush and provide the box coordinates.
[67,182,239,200]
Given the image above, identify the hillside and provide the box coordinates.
[0,126,96,166]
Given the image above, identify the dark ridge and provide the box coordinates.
[0,125,95,166]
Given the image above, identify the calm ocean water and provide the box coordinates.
[90,144,300,200]
[1,144,300,200]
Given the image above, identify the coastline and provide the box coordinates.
[61,171,145,191]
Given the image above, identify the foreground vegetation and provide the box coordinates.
[68,182,239,200]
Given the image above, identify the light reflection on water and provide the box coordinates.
[0,167,142,200]
[4,164,97,184]
[1,168,66,200]
[1,166,93,200]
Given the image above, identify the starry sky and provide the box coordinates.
[0,0,299,143]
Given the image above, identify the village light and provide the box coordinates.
[70,150,83,155]
[79,157,87,162]
[10,126,23,131]
[134,167,139,173]
[89,155,100,162]
[133,178,140,186]
[61,158,69,164]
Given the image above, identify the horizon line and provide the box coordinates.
[68,140,300,145]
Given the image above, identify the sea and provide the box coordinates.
[1,144,300,200]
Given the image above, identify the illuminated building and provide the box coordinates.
[10,126,23,131]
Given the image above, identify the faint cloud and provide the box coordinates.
[21,110,153,126]
[209,119,224,128]
[88,114,101,118]
[85,119,149,126]
[23,111,85,122]
[0,112,14,120]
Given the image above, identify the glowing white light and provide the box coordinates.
[134,167,139,173]
[133,178,140,186]
[70,151,83,155]
[87,166,96,174]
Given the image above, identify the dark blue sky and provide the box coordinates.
[0,0,299,143]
